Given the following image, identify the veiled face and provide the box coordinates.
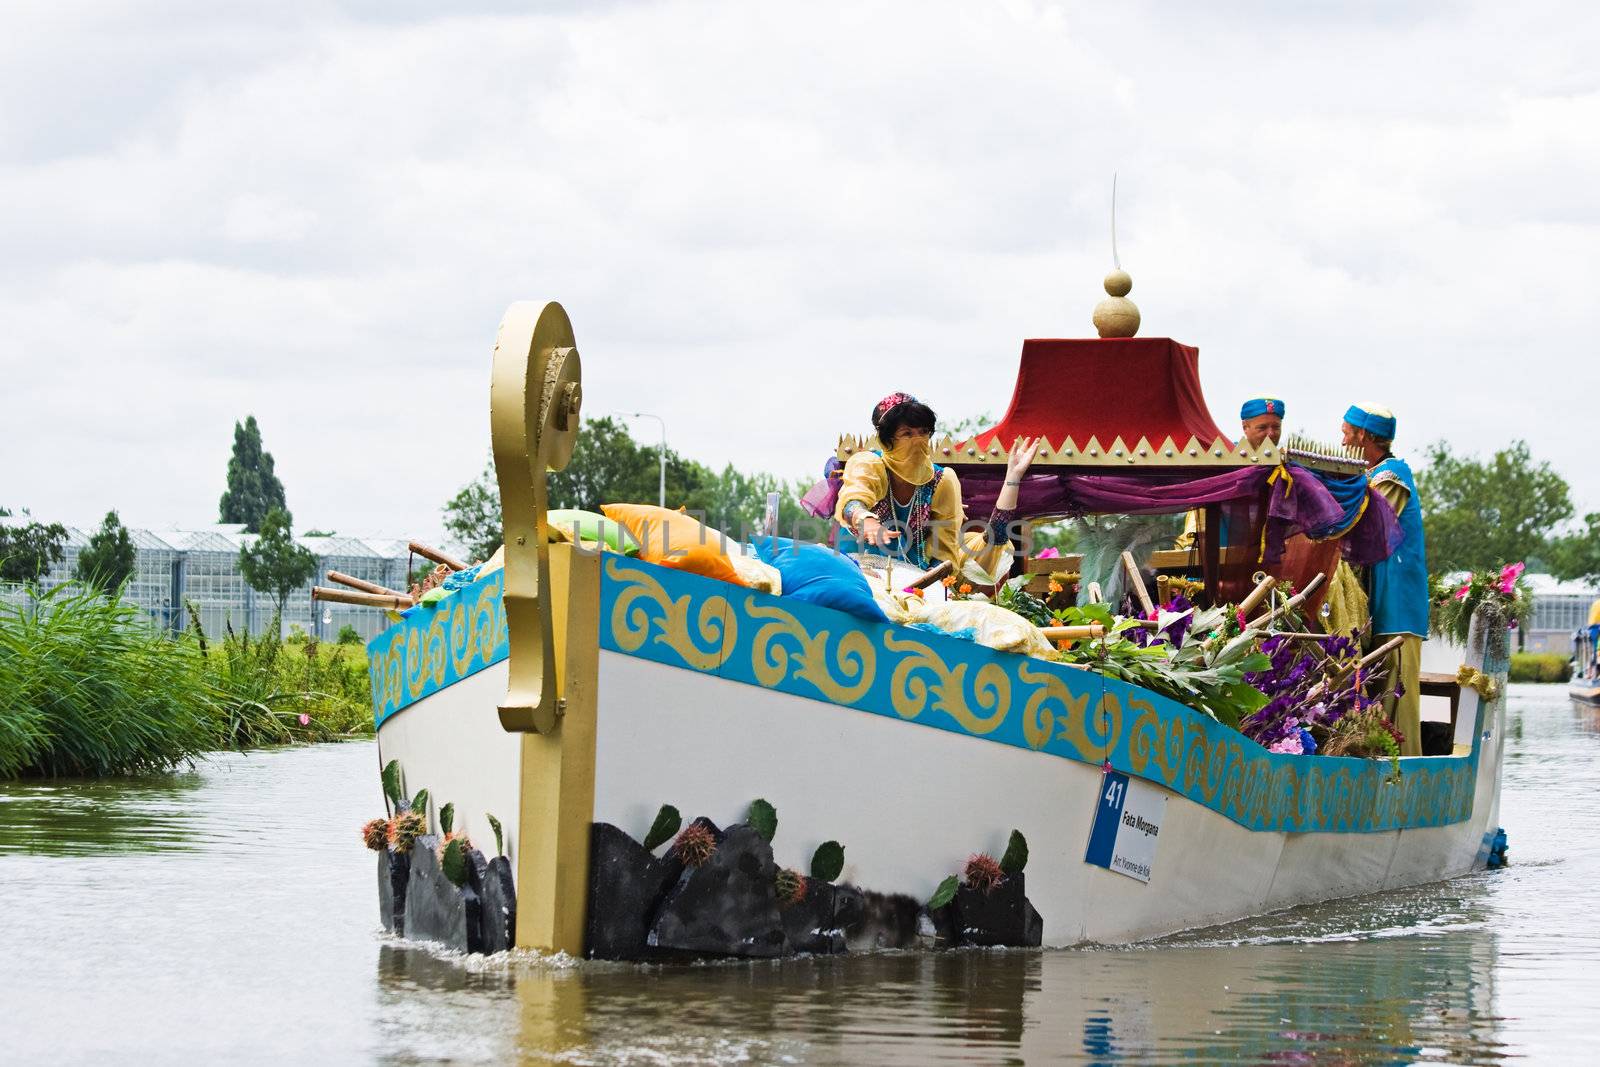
[891,425,932,446]
[1240,415,1282,449]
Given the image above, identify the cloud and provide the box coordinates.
[2,0,1597,543]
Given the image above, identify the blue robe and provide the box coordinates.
[1368,456,1430,637]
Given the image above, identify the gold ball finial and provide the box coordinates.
[1093,270,1140,337]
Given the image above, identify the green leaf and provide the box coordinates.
[486,813,504,857]
[441,837,468,887]
[810,840,845,882]
[641,804,682,852]
[1237,652,1273,673]
[746,798,778,843]
[928,874,959,911]
[381,760,402,808]
[439,802,455,836]
[409,788,429,821]
[1079,603,1115,627]
[999,829,1028,874]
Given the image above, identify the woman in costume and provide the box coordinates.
[1342,402,1429,757]
[834,392,1039,575]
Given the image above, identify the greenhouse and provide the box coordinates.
[0,520,412,642]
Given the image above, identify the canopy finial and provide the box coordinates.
[1092,173,1141,338]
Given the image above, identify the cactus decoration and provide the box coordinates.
[388,810,426,854]
[641,804,682,852]
[999,829,1029,875]
[440,836,469,887]
[746,798,778,843]
[486,813,504,857]
[928,874,959,911]
[361,818,389,851]
[964,853,1004,894]
[774,868,807,908]
[409,788,429,819]
[673,822,718,867]
[439,802,455,837]
[810,840,845,883]
[381,760,403,809]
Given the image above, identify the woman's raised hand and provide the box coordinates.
[1006,436,1041,478]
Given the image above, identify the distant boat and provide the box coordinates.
[1573,610,1600,705]
[349,301,1510,956]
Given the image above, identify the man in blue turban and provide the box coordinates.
[1176,397,1285,551]
[1238,397,1285,450]
[1342,402,1428,756]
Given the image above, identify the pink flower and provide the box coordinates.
[1036,547,1060,559]
[1497,561,1525,595]
[1269,735,1305,755]
[1454,583,1470,601]
[298,713,311,726]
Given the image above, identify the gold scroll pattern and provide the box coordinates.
[748,602,875,704]
[883,631,1011,736]
[371,571,509,723]
[606,558,735,672]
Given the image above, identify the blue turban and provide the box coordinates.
[1343,403,1397,440]
[1240,397,1284,420]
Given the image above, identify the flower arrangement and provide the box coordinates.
[1431,562,1531,646]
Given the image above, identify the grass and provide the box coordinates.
[0,584,374,779]
[1508,652,1573,684]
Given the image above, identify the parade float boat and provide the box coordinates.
[1573,613,1600,705]
[331,295,1510,959]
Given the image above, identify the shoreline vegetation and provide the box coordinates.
[1,582,371,779]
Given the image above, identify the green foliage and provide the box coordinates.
[0,508,68,583]
[810,840,844,882]
[746,798,778,842]
[75,510,137,593]
[996,578,1053,627]
[1416,440,1572,576]
[1550,512,1600,585]
[440,837,469,887]
[642,804,682,852]
[382,760,403,807]
[441,457,504,563]
[0,584,215,777]
[439,802,455,836]
[238,506,317,619]
[337,624,363,645]
[1509,652,1573,684]
[928,874,959,911]
[999,829,1028,875]
[1049,604,1271,728]
[219,415,289,533]
[487,813,504,856]
[410,788,430,820]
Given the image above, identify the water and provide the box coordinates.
[2,686,1596,1064]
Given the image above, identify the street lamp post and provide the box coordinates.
[615,411,667,508]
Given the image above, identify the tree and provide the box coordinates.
[1415,440,1573,575]
[76,510,137,593]
[441,417,814,557]
[239,506,317,620]
[0,506,68,583]
[219,415,289,533]
[1550,513,1600,585]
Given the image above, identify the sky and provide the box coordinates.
[3,0,1597,545]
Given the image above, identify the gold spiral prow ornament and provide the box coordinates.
[490,300,584,733]
[1092,269,1141,338]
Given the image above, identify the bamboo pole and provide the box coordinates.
[1086,581,1104,604]
[1121,551,1155,616]
[906,560,954,591]
[1238,574,1278,616]
[1249,572,1324,630]
[312,586,415,609]
[409,541,467,572]
[1155,574,1171,606]
[327,570,409,598]
[1041,624,1106,642]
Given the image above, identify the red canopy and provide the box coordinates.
[970,338,1230,454]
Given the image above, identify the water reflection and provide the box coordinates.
[1,686,1596,1063]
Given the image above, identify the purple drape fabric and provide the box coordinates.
[958,464,1400,566]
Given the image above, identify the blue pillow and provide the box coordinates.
[751,537,890,623]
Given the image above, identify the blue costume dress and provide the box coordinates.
[1367,456,1429,638]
